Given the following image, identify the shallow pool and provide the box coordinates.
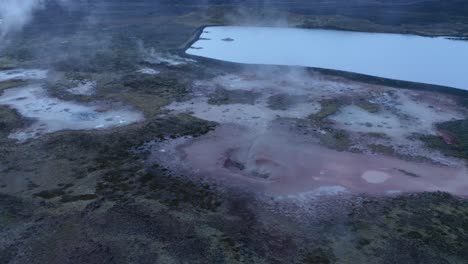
[187,26,468,90]
[0,84,144,142]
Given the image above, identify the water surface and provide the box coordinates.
[187,26,468,90]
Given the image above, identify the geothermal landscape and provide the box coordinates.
[152,69,468,197]
[1,1,468,263]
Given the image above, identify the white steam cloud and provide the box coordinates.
[0,0,70,39]
[0,0,44,38]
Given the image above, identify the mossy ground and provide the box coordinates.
[0,107,29,139]
[418,119,468,160]
[355,100,380,113]
[367,144,395,155]
[267,93,307,110]
[365,132,391,140]
[344,192,468,263]
[309,99,343,122]
[208,88,260,105]
[0,80,29,91]
[320,129,352,151]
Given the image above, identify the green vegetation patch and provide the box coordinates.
[52,34,139,73]
[208,88,260,105]
[60,194,98,203]
[139,172,223,211]
[367,143,432,163]
[347,192,468,263]
[309,99,342,122]
[458,96,468,109]
[121,74,186,97]
[355,100,380,113]
[34,189,66,199]
[366,132,391,140]
[33,183,74,199]
[0,107,28,138]
[368,144,395,155]
[304,248,336,264]
[0,194,33,229]
[320,129,352,151]
[0,57,18,70]
[418,119,468,160]
[267,93,306,110]
[0,80,28,91]
[95,164,223,211]
[66,114,218,208]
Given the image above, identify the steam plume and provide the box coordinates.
[0,0,71,39]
